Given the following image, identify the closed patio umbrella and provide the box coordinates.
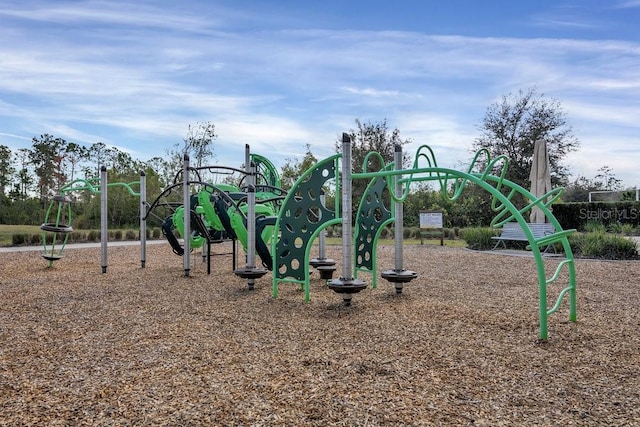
[529,139,552,223]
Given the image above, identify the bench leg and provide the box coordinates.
[492,240,506,250]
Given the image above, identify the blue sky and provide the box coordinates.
[1,0,639,186]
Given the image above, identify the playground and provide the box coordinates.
[1,242,638,426]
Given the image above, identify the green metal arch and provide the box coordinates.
[271,145,575,340]
[353,162,576,341]
[250,153,281,188]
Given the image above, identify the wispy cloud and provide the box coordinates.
[1,1,639,185]
[0,1,215,32]
[614,0,640,8]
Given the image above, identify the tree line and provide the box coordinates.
[0,88,627,230]
[0,122,218,227]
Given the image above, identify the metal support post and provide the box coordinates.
[183,154,191,277]
[140,170,147,268]
[327,133,367,305]
[100,166,108,274]
[381,144,417,292]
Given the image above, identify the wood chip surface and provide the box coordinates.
[1,243,638,426]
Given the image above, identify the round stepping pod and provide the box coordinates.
[327,278,367,306]
[381,269,418,294]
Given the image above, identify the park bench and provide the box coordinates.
[492,222,557,253]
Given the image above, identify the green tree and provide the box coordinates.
[0,145,12,199]
[184,121,217,168]
[0,145,13,222]
[472,88,579,190]
[337,119,412,216]
[13,148,33,200]
[163,122,218,182]
[280,143,318,190]
[594,165,622,191]
[86,142,110,178]
[562,166,624,202]
[65,142,88,181]
[30,134,68,201]
[146,156,172,188]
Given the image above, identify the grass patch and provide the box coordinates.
[0,225,158,247]
[0,225,43,247]
[323,236,466,247]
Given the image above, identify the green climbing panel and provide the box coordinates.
[274,155,339,284]
[354,174,392,273]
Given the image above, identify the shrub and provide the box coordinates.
[379,226,392,239]
[584,221,606,233]
[579,232,638,260]
[152,228,162,239]
[460,227,498,250]
[12,234,27,246]
[325,227,334,238]
[609,222,635,236]
[402,227,414,239]
[73,215,89,230]
[87,230,99,242]
[30,234,41,245]
[567,232,585,256]
[445,228,456,240]
[125,230,137,240]
[71,231,87,242]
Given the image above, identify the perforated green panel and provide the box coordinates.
[275,156,337,281]
[355,176,391,271]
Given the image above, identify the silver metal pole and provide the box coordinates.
[341,133,353,280]
[381,144,416,293]
[140,170,147,268]
[183,154,191,277]
[246,187,256,270]
[100,166,108,273]
[318,191,326,259]
[327,133,367,305]
[244,146,258,289]
[246,169,256,269]
[233,160,267,288]
[394,145,404,271]
[245,144,251,184]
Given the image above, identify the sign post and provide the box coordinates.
[419,210,444,246]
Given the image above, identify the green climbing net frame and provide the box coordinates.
[41,177,141,267]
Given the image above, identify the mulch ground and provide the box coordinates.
[1,242,638,426]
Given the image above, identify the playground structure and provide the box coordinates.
[42,135,577,340]
[268,133,576,340]
[143,145,291,282]
[40,166,145,271]
[169,133,576,339]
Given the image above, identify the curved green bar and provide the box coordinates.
[250,153,281,188]
[197,188,226,232]
[229,203,276,252]
[172,206,205,249]
[352,147,576,341]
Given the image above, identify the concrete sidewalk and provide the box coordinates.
[0,240,167,253]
